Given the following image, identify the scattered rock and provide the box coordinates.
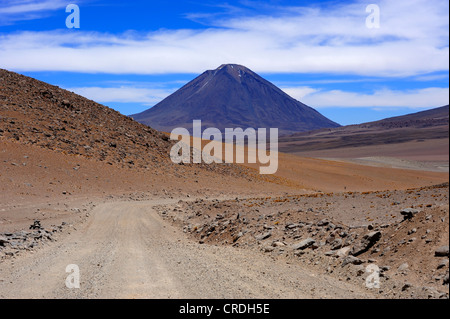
[317,219,329,226]
[397,263,409,273]
[335,247,351,258]
[272,241,285,247]
[255,231,272,241]
[341,255,363,267]
[29,220,41,230]
[402,283,412,291]
[263,246,274,253]
[435,246,449,257]
[233,232,243,243]
[350,231,382,256]
[443,272,449,285]
[0,236,9,246]
[400,208,419,220]
[292,238,315,250]
[437,259,449,269]
[330,238,343,250]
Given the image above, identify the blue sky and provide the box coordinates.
[0,0,448,125]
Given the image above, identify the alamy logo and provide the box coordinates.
[65,264,80,289]
[365,264,380,289]
[66,4,80,29]
[366,4,380,29]
[170,120,278,174]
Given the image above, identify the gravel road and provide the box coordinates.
[0,199,375,299]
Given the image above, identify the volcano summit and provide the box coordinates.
[132,64,340,135]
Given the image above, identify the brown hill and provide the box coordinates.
[0,68,175,170]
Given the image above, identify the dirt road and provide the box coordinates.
[0,199,375,299]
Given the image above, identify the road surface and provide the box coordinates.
[0,199,375,299]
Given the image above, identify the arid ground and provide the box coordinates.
[0,69,449,299]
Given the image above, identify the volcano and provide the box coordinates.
[131,64,340,135]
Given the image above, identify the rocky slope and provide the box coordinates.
[156,183,449,299]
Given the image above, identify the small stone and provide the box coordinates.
[402,283,412,291]
[435,246,449,257]
[355,265,365,277]
[350,231,382,256]
[0,236,9,246]
[263,246,274,253]
[397,263,409,273]
[292,238,315,250]
[272,241,285,247]
[317,219,329,226]
[341,255,362,267]
[330,238,343,250]
[335,247,351,258]
[400,208,419,220]
[233,232,243,243]
[437,259,449,269]
[255,231,272,241]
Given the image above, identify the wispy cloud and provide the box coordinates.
[283,86,450,109]
[64,85,175,105]
[0,0,448,77]
[0,0,68,25]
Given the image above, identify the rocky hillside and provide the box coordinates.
[156,183,449,299]
[0,68,176,170]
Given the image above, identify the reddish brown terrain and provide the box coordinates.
[0,69,448,299]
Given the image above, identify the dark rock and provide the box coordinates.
[435,246,449,257]
[292,238,315,250]
[317,219,329,227]
[402,283,412,291]
[255,231,272,241]
[341,255,363,267]
[437,259,449,269]
[330,238,343,250]
[233,232,243,243]
[401,208,419,220]
[29,220,42,230]
[0,236,9,246]
[350,231,382,256]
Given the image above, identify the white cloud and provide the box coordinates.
[283,86,450,109]
[0,0,448,76]
[0,0,69,25]
[64,86,174,105]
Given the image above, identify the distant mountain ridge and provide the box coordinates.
[278,105,449,154]
[131,64,340,135]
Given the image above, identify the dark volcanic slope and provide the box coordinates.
[279,105,449,153]
[132,64,340,135]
